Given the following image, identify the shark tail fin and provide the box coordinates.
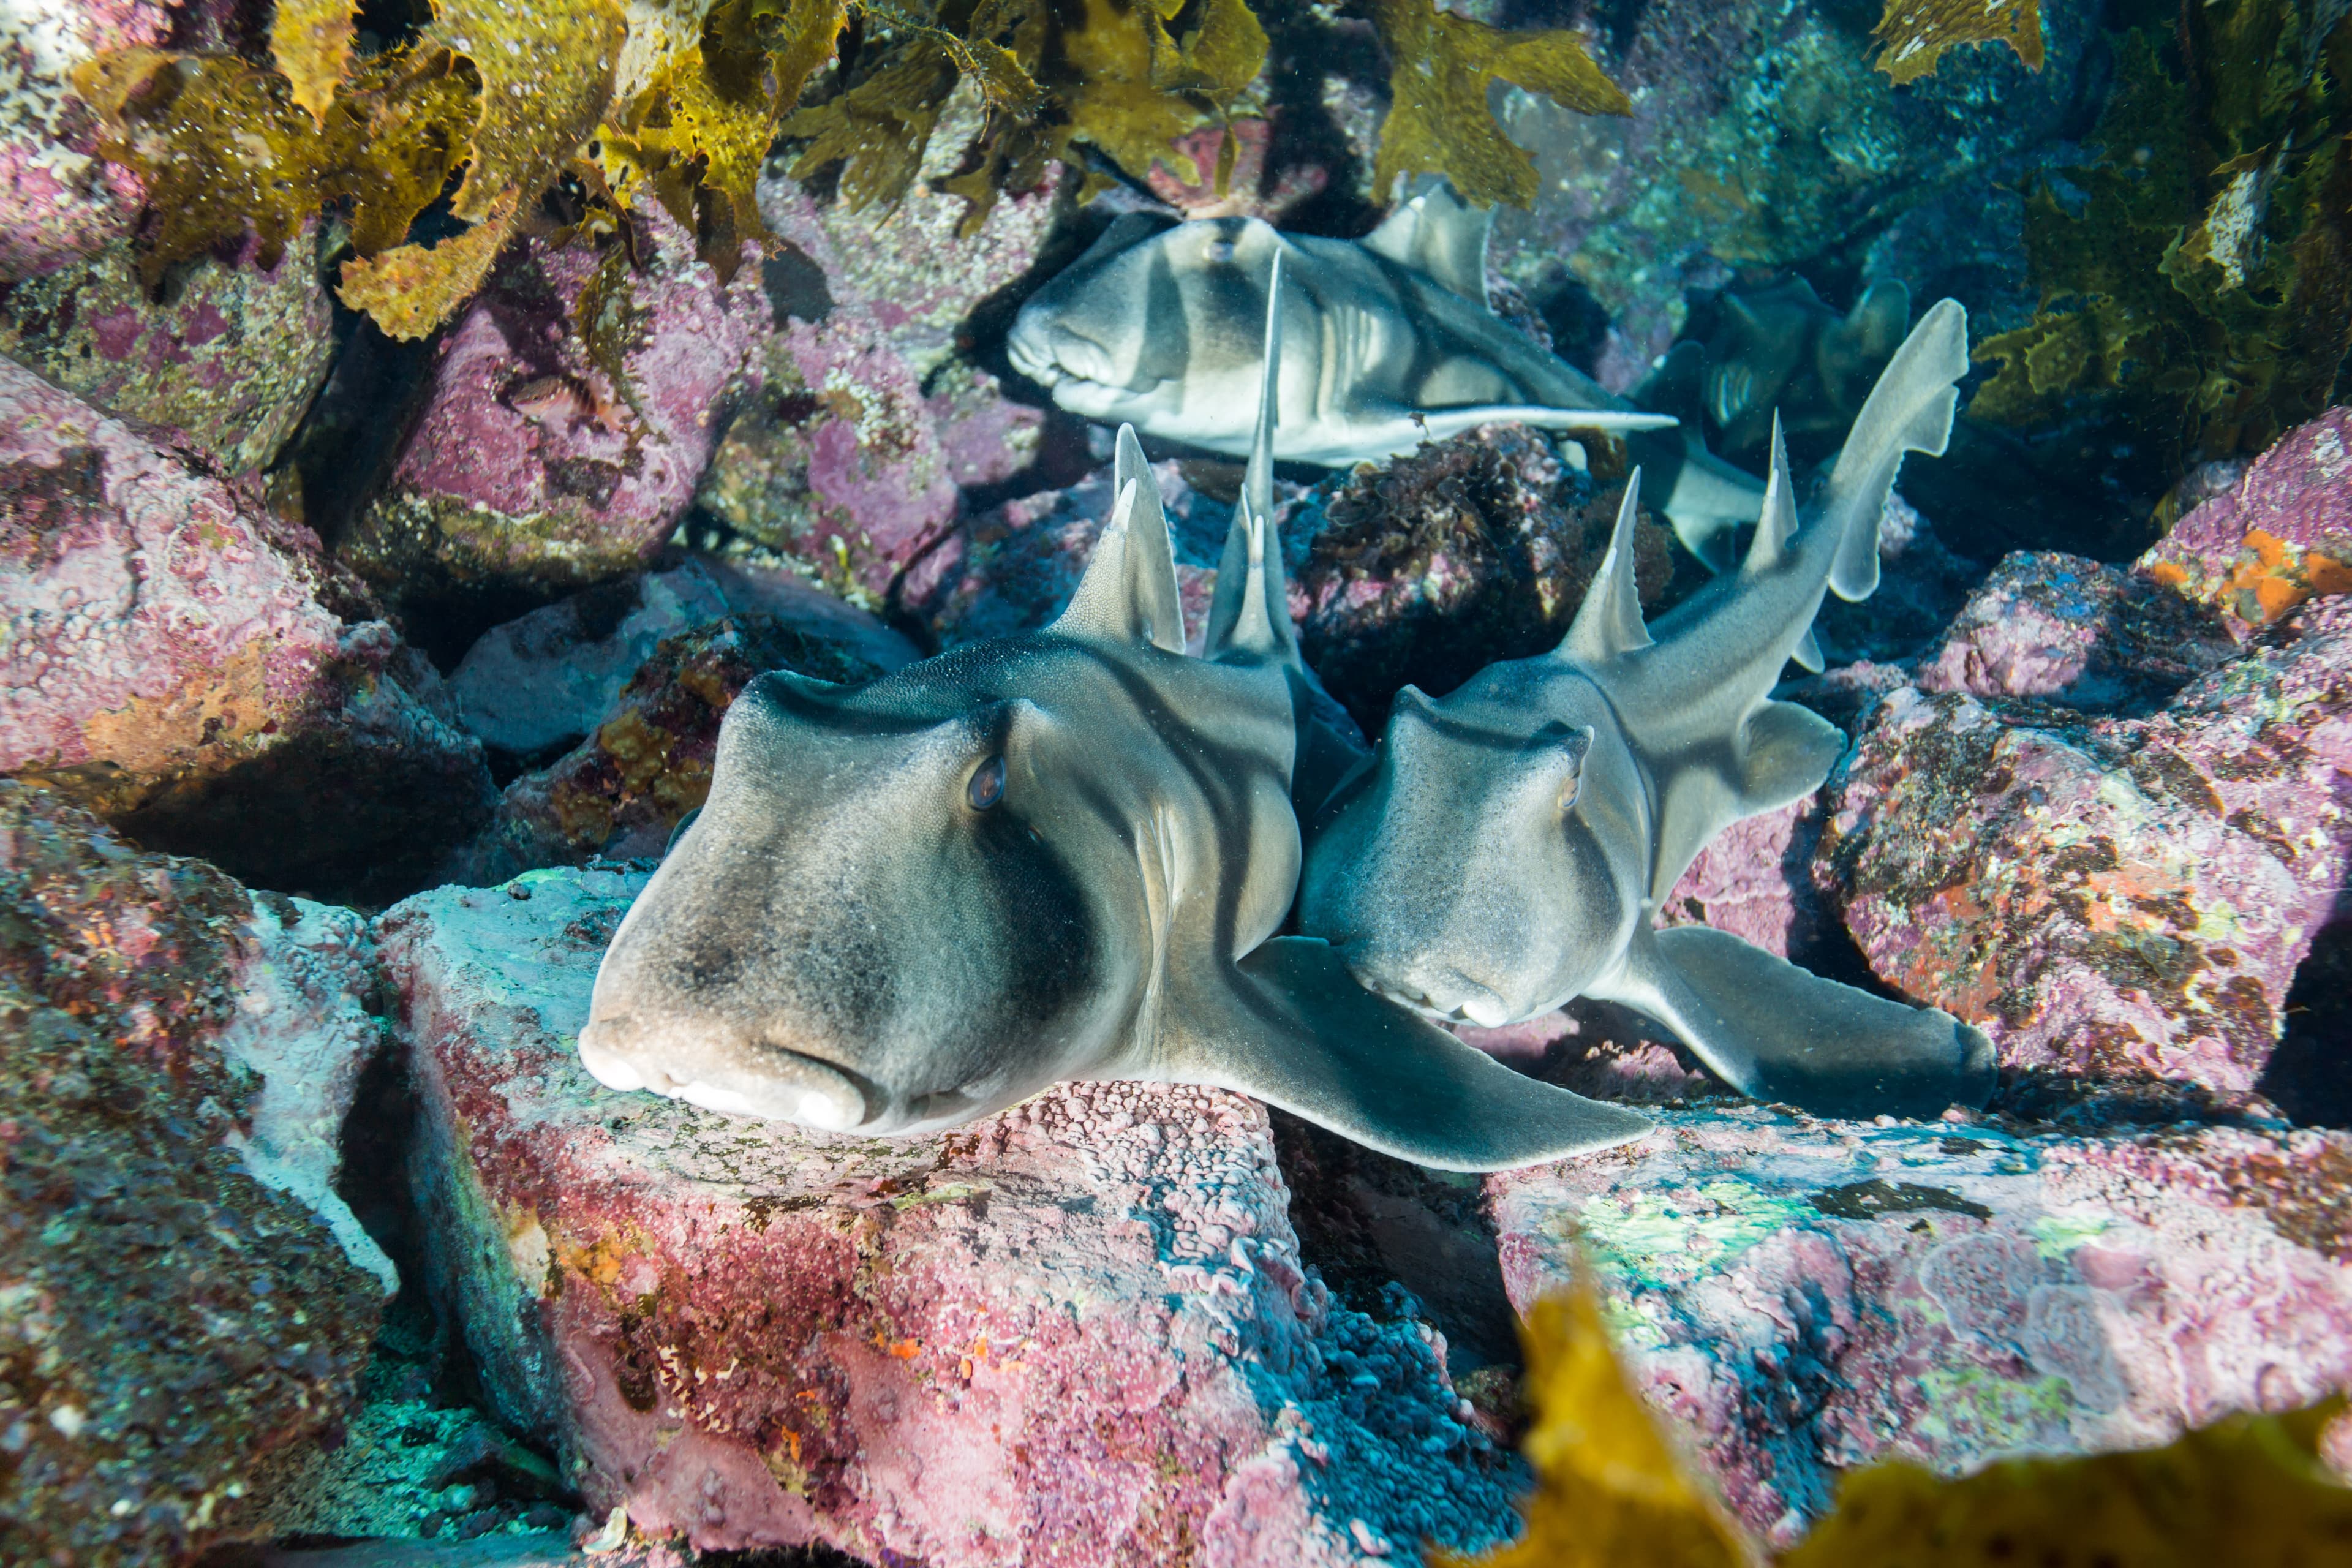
[1207,249,1297,663]
[1821,297,1969,603]
[1557,469,1654,664]
[1051,425,1188,652]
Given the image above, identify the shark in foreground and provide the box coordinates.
[1006,180,1769,570]
[576,260,1651,1172]
[1296,299,1997,1121]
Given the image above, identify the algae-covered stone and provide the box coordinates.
[0,786,386,1567]
[0,232,335,475]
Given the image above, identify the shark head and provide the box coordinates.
[577,649,1156,1136]
[1009,211,1291,451]
[1298,673,1648,1030]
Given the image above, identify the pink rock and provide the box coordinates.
[1819,590,2352,1106]
[0,785,387,1565]
[350,207,769,597]
[698,158,1061,603]
[0,230,335,474]
[1490,1104,2352,1537]
[2141,407,2352,636]
[1657,794,1825,961]
[0,356,496,898]
[1144,119,1329,222]
[378,867,1529,1564]
[0,0,167,280]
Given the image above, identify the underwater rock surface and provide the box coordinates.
[1491,1104,2352,1544]
[0,0,164,280]
[2144,407,2352,637]
[378,866,1528,1564]
[0,357,495,901]
[345,208,769,605]
[0,786,387,1566]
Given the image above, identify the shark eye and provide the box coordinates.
[968,755,1006,811]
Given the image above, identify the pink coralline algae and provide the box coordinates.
[0,0,165,281]
[1657,794,1826,962]
[0,786,388,1567]
[1820,548,2351,1106]
[2141,406,2352,635]
[0,230,334,475]
[377,867,1531,1564]
[694,157,1057,605]
[1489,1105,2352,1545]
[349,207,771,599]
[0,356,496,898]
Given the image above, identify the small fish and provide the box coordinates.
[1007,179,1767,571]
[1296,300,1996,1122]
[576,257,1649,1172]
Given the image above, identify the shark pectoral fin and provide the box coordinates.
[1164,937,1652,1173]
[1051,425,1188,652]
[1420,404,1681,437]
[1790,626,1825,673]
[1600,924,1996,1120]
[1737,699,1845,813]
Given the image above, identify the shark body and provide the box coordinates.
[1007,182,1767,570]
[577,257,1650,1172]
[1296,300,1996,1121]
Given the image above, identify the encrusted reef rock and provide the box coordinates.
[1288,426,1675,730]
[0,0,165,280]
[445,558,917,765]
[696,130,1057,607]
[1820,548,2350,1111]
[344,209,769,605]
[0,786,388,1566]
[456,611,901,882]
[1490,1106,2352,1545]
[377,867,1529,1564]
[0,357,495,900]
[0,232,336,475]
[2143,407,2352,636]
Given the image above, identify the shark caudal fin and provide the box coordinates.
[1556,470,1654,665]
[1050,424,1188,652]
[1820,297,1969,603]
[1207,249,1298,663]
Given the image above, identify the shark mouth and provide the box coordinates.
[1346,968,1517,1031]
[576,1016,874,1132]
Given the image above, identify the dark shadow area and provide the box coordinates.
[1268,1109,1526,1376]
[2258,921,2352,1128]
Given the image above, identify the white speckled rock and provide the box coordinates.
[375,866,1527,1566]
[1490,1104,2352,1548]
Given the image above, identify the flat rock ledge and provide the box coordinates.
[375,867,1526,1566]
[1493,1105,2352,1547]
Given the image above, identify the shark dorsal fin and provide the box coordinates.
[1051,425,1187,652]
[1740,416,1800,577]
[1360,177,1492,306]
[1207,250,1295,662]
[1558,469,1653,664]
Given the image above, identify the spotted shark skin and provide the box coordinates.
[1007,179,1767,570]
[576,258,1651,1173]
[1297,300,1998,1123]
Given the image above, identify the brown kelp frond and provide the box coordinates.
[1868,0,2046,86]
[1969,0,2352,488]
[1364,0,1628,210]
[1446,1275,2352,1568]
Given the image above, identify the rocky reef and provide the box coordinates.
[4,0,2352,1562]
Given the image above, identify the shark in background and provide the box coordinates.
[1008,180,1771,571]
[575,257,1653,1173]
[1295,298,1997,1123]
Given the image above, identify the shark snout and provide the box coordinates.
[1328,938,1519,1030]
[577,1010,872,1132]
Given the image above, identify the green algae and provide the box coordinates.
[1574,1179,1816,1280]
[2029,1211,2113,1257]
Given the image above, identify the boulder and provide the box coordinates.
[0,0,165,281]
[0,232,336,475]
[0,356,494,902]
[344,208,769,604]
[1490,1104,2352,1547]
[2143,407,2352,636]
[377,866,1531,1564]
[0,785,388,1566]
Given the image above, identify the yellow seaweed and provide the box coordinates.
[337,187,521,340]
[1366,0,1629,210]
[272,0,358,122]
[1868,0,2045,87]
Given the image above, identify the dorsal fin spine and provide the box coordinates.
[1208,249,1295,662]
[1558,469,1653,664]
